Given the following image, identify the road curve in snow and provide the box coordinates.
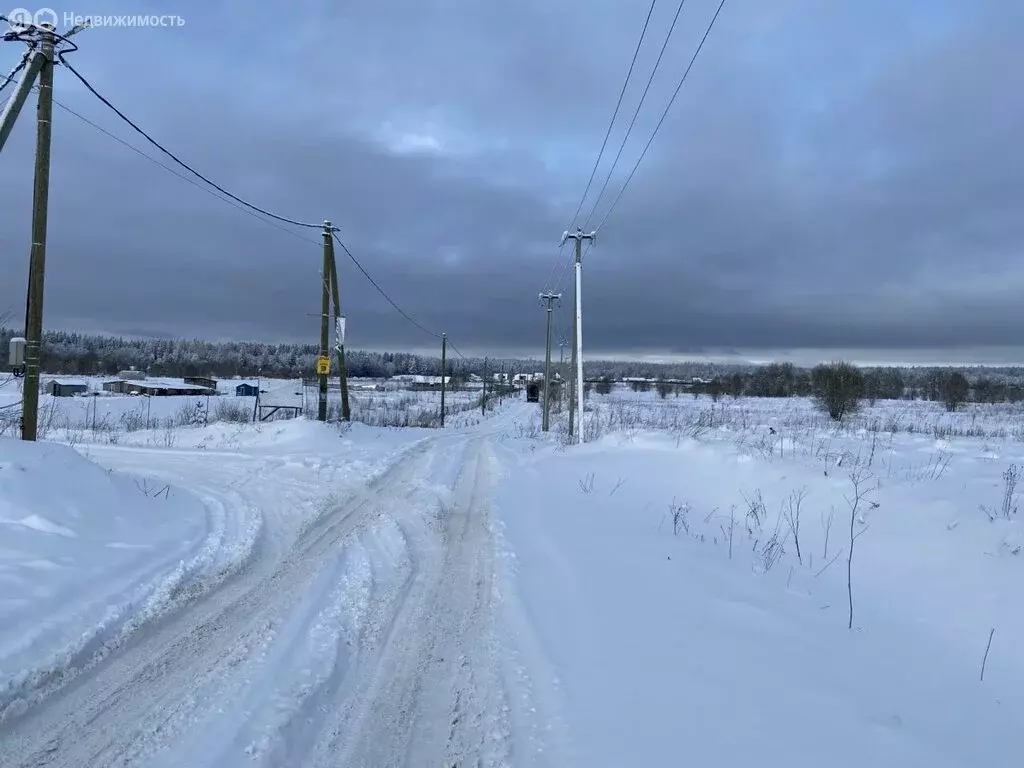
[0,404,548,767]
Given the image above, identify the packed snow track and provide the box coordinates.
[0,414,529,767]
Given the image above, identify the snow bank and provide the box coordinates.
[493,426,1024,766]
[0,437,215,719]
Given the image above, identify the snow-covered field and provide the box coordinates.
[495,388,1023,765]
[0,384,1020,766]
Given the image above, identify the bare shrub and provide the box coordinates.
[669,498,690,536]
[118,408,146,432]
[214,399,251,424]
[811,361,864,422]
[820,506,835,559]
[981,463,1019,521]
[845,471,874,629]
[159,417,178,448]
[578,472,595,494]
[742,490,766,535]
[783,488,808,565]
[940,372,970,412]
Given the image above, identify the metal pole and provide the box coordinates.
[0,51,46,155]
[317,223,330,422]
[540,292,560,432]
[440,333,447,427]
[325,223,351,421]
[20,28,55,441]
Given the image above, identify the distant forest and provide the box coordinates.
[5,328,1024,403]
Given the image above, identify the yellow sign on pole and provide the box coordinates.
[316,356,330,375]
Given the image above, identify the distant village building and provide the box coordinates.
[391,374,451,390]
[184,376,218,391]
[117,367,147,381]
[235,383,259,397]
[44,378,88,397]
[103,378,216,397]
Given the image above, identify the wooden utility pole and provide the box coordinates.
[439,333,447,427]
[482,357,488,415]
[20,26,55,442]
[317,221,330,422]
[324,222,350,421]
[539,292,560,432]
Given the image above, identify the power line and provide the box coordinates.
[541,0,658,292]
[51,92,473,363]
[57,55,326,230]
[594,0,729,232]
[41,88,321,247]
[12,42,473,364]
[583,0,689,229]
[332,233,439,339]
[331,232,468,361]
[36,77,472,363]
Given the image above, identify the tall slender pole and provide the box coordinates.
[574,258,584,445]
[567,247,578,439]
[325,222,350,421]
[559,229,595,445]
[20,27,55,442]
[440,333,447,427]
[317,221,330,422]
[539,292,560,432]
[482,357,488,416]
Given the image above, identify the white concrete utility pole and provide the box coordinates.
[559,228,595,445]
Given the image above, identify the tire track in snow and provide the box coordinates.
[0,439,440,767]
[313,437,514,768]
[2,404,541,767]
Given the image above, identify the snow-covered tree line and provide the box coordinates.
[5,327,1024,401]
[0,328,481,379]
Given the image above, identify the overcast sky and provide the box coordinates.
[0,0,1019,363]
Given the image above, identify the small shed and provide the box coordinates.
[235,383,259,397]
[526,382,541,403]
[45,378,88,397]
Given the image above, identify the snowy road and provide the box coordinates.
[0,406,538,767]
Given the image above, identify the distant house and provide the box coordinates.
[117,368,147,380]
[184,376,218,391]
[392,374,451,390]
[235,383,259,397]
[44,378,88,397]
[102,378,216,396]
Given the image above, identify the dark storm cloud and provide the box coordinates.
[0,0,1020,361]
